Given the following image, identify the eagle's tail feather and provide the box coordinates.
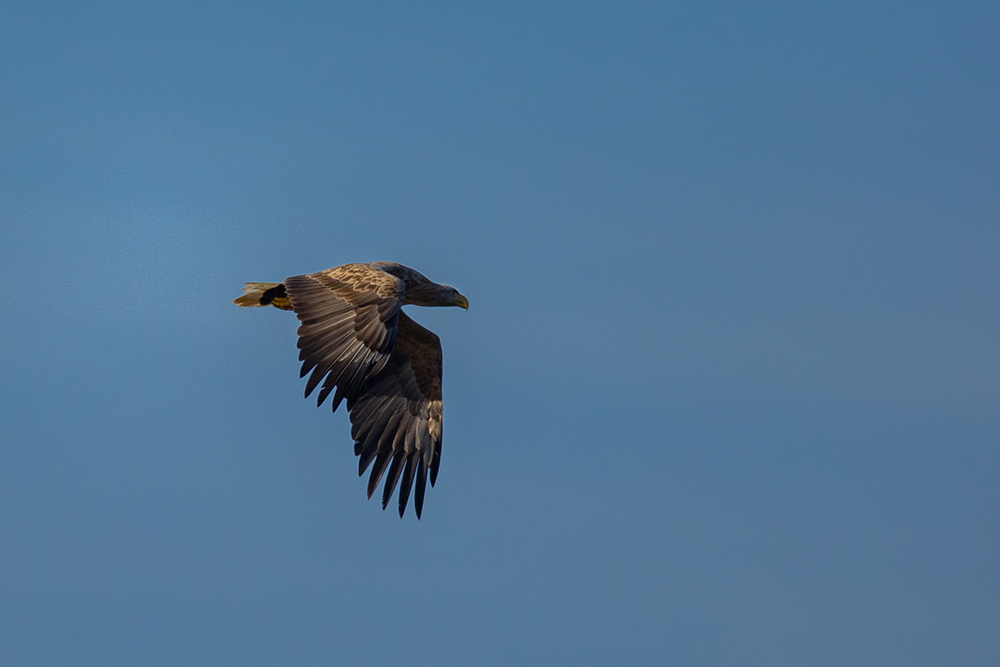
[233,282,293,310]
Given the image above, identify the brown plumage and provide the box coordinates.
[234,262,468,518]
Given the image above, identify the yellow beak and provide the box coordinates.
[453,294,469,310]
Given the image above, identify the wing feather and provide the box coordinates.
[414,457,428,517]
[284,266,404,409]
[396,454,417,516]
[367,447,395,498]
[380,453,406,510]
[347,312,443,518]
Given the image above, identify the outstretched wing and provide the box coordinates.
[349,312,443,519]
[284,264,405,412]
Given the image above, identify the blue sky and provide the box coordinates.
[2,1,998,665]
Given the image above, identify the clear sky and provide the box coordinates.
[2,1,998,665]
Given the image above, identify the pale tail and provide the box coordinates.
[233,282,293,310]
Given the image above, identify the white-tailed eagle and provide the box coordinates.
[234,262,468,518]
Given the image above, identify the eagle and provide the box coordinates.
[234,262,468,518]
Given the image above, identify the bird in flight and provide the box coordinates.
[234,262,468,518]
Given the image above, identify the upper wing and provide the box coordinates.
[348,312,443,519]
[284,265,405,412]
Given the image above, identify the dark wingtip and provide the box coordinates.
[414,459,427,519]
[396,455,415,518]
[380,455,404,511]
[316,381,333,407]
[366,450,392,500]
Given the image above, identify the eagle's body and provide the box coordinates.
[234,262,468,518]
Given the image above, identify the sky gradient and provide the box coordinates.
[2,1,998,665]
